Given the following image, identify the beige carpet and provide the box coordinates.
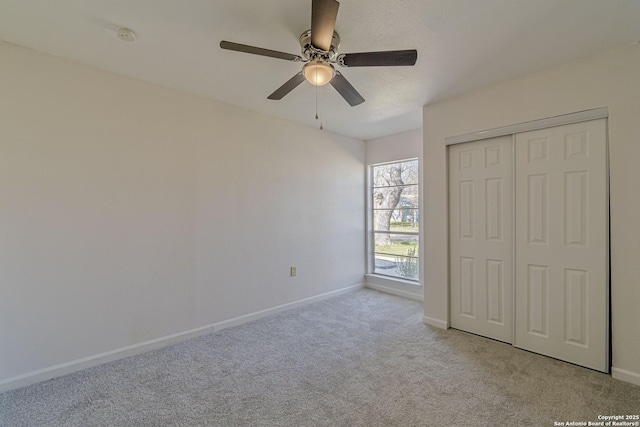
[1,289,638,426]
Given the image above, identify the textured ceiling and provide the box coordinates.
[1,0,639,140]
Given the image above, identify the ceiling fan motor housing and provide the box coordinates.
[300,29,340,61]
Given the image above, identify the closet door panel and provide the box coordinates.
[449,136,513,343]
[514,119,608,372]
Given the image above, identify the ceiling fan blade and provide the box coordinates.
[329,71,364,106]
[220,41,303,62]
[338,49,417,67]
[311,0,339,51]
[267,72,306,100]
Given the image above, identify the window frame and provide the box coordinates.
[368,158,420,283]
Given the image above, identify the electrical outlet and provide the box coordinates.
[290,266,296,277]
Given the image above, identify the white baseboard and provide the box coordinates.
[0,282,364,394]
[214,283,365,331]
[612,367,640,387]
[365,282,423,302]
[0,322,218,394]
[422,315,448,330]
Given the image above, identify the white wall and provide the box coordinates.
[365,128,423,166]
[364,128,423,300]
[0,42,365,389]
[423,44,640,385]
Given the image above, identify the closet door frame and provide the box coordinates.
[445,108,608,146]
[445,107,609,370]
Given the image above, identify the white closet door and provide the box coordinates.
[449,136,513,343]
[514,119,608,372]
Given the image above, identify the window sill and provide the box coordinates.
[365,274,423,301]
[366,274,421,287]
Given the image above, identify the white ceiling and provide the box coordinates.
[1,0,639,140]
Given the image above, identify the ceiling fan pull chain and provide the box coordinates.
[320,85,324,130]
[315,67,319,120]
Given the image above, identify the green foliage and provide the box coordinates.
[375,242,418,256]
[389,222,419,232]
[395,246,418,279]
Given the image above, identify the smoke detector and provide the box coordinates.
[117,27,136,42]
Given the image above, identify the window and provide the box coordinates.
[370,159,419,281]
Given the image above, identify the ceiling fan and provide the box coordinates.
[220,0,417,107]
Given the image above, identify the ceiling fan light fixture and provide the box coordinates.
[303,60,335,86]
